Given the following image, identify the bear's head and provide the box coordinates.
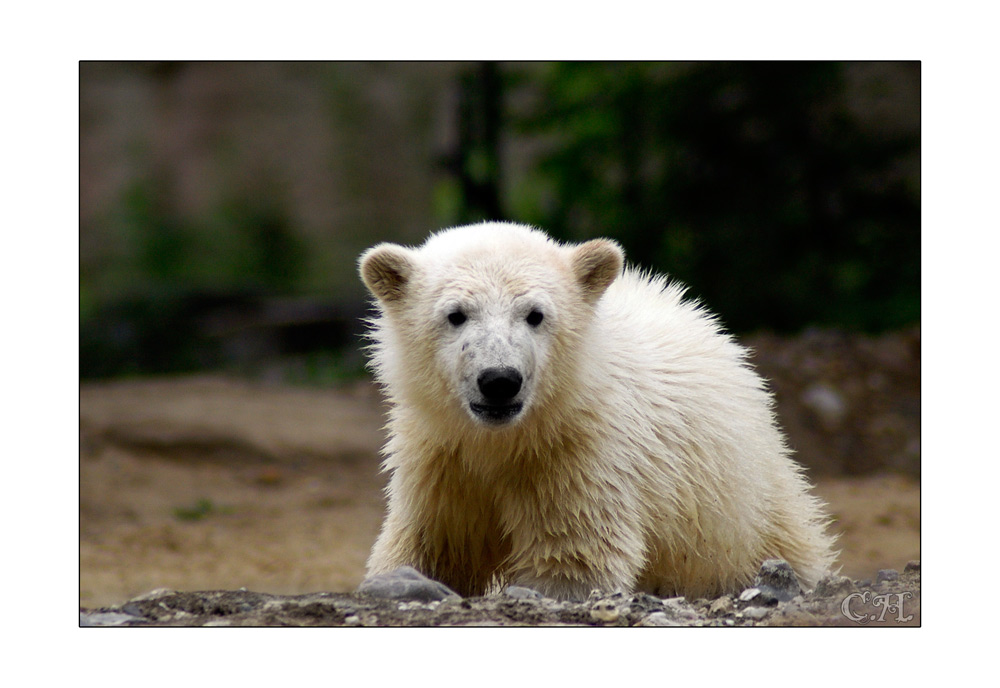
[359,222,623,429]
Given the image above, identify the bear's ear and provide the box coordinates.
[570,239,624,303]
[359,243,415,303]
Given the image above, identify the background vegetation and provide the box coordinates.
[79,61,919,379]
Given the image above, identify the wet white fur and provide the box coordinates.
[359,221,836,600]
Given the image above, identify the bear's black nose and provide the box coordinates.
[477,367,523,402]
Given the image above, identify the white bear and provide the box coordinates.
[358,221,836,600]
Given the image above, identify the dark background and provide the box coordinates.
[79,61,919,380]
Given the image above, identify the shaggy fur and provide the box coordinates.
[359,221,836,600]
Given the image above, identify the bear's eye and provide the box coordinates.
[526,309,544,327]
[447,310,467,327]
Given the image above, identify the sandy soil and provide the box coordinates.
[80,375,919,609]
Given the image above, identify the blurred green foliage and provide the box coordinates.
[80,168,308,378]
[115,170,304,295]
[502,62,919,333]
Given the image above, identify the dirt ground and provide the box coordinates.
[80,342,920,609]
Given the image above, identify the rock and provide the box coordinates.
[904,560,920,573]
[801,383,847,427]
[660,597,703,624]
[709,596,734,616]
[876,569,899,584]
[357,566,460,602]
[126,587,176,602]
[590,600,621,623]
[505,586,544,600]
[628,592,668,616]
[79,611,146,627]
[750,588,782,606]
[635,612,680,627]
[753,558,802,602]
[742,606,771,620]
[203,619,232,627]
[814,574,857,598]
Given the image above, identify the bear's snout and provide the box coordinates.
[477,366,523,402]
[470,367,525,425]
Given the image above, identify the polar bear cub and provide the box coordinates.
[358,221,836,600]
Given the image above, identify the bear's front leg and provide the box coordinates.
[497,472,649,601]
[360,507,460,601]
[503,521,646,601]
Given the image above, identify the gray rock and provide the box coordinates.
[635,612,680,627]
[814,574,857,598]
[628,592,668,616]
[202,618,232,627]
[505,585,544,600]
[79,611,146,627]
[590,600,621,623]
[126,587,176,602]
[709,596,734,616]
[877,569,899,584]
[742,606,771,620]
[754,558,802,602]
[739,585,782,607]
[357,566,461,602]
[801,383,847,426]
[660,597,703,623]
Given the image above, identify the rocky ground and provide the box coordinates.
[79,326,920,625]
[80,560,920,627]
